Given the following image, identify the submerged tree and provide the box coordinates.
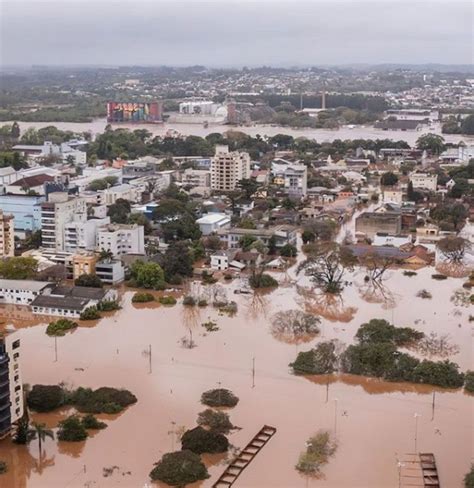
[298,243,356,294]
[271,310,320,344]
[437,237,470,264]
[295,430,337,477]
[149,450,209,485]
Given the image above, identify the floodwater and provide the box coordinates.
[6,119,473,146]
[0,254,472,487]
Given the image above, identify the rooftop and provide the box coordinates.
[0,280,52,292]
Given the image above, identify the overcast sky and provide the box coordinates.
[0,0,472,67]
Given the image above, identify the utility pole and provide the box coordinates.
[252,357,255,388]
[431,391,436,421]
[54,336,58,362]
[414,413,421,453]
[334,398,338,436]
[325,376,330,403]
[148,344,152,374]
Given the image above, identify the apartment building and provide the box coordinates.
[63,217,110,253]
[41,193,87,251]
[0,211,15,257]
[0,332,24,438]
[410,173,438,192]
[97,223,145,257]
[210,145,250,191]
[181,168,211,188]
[0,195,44,236]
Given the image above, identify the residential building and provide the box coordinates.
[0,280,53,306]
[63,217,110,253]
[372,233,412,248]
[210,145,250,191]
[355,212,402,240]
[283,164,308,197]
[95,260,125,284]
[218,225,297,249]
[410,173,438,192]
[0,211,15,257]
[41,193,87,251]
[382,188,404,205]
[196,213,231,235]
[66,254,98,280]
[181,168,211,188]
[97,223,145,257]
[12,139,87,165]
[0,195,44,236]
[0,332,24,438]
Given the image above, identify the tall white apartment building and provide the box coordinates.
[64,217,111,253]
[410,173,438,192]
[283,164,308,197]
[41,192,87,251]
[97,223,145,257]
[210,145,250,191]
[0,210,15,257]
[0,331,24,438]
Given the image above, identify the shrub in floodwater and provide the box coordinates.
[249,273,278,289]
[181,426,229,454]
[197,409,234,434]
[271,310,320,344]
[202,320,219,332]
[198,299,208,307]
[355,319,423,347]
[464,371,474,394]
[411,360,465,388]
[223,273,233,281]
[295,430,337,476]
[27,385,65,412]
[290,341,339,375]
[97,299,121,312]
[403,270,417,277]
[431,273,448,280]
[416,289,432,299]
[80,306,101,320]
[132,292,155,303]
[201,388,239,408]
[149,450,209,485]
[158,295,177,305]
[465,464,474,488]
[57,415,88,442]
[183,296,196,306]
[81,414,107,430]
[46,318,78,337]
[69,387,137,414]
[214,301,238,315]
[0,461,7,474]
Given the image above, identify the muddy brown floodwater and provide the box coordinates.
[0,264,472,488]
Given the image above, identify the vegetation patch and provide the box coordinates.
[181,426,229,454]
[183,296,196,306]
[197,409,234,434]
[81,414,107,430]
[80,306,101,321]
[416,289,432,299]
[249,272,278,289]
[465,464,474,488]
[97,299,121,312]
[132,292,155,303]
[403,270,417,277]
[149,450,209,485]
[198,299,208,307]
[295,430,337,476]
[0,461,7,474]
[271,309,320,344]
[201,388,239,408]
[290,341,340,375]
[46,319,78,337]
[57,415,88,442]
[158,295,177,305]
[27,385,66,412]
[464,371,474,394]
[202,320,219,332]
[431,274,448,280]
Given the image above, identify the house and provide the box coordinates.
[410,173,438,192]
[95,260,125,284]
[234,250,263,268]
[0,280,54,306]
[218,225,297,249]
[196,213,231,236]
[382,188,404,205]
[355,212,402,240]
[210,250,238,271]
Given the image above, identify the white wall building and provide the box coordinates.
[181,168,211,188]
[0,211,15,257]
[0,280,53,306]
[410,173,438,192]
[97,223,145,256]
[210,145,251,191]
[372,233,412,247]
[64,217,111,253]
[196,213,231,235]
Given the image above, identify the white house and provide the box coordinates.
[97,223,145,257]
[196,213,231,236]
[0,280,54,306]
[410,173,438,192]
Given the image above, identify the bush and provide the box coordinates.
[70,387,137,414]
[74,273,103,288]
[132,292,155,303]
[223,273,233,281]
[0,461,7,474]
[296,430,337,475]
[198,299,208,307]
[411,360,465,388]
[249,273,278,289]
[81,414,107,430]
[202,320,219,332]
[403,270,417,277]
[355,319,423,347]
[431,274,448,280]
[159,295,177,306]
[97,299,121,312]
[464,371,474,393]
[214,301,238,315]
[280,244,297,257]
[197,409,234,434]
[290,342,339,375]
[130,260,166,290]
[201,388,239,408]
[57,415,88,442]
[27,385,65,412]
[46,319,78,337]
[181,426,229,454]
[149,450,209,485]
[465,464,474,488]
[417,289,432,299]
[80,306,101,321]
[183,296,196,306]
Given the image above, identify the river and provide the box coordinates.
[6,119,474,146]
[0,252,471,487]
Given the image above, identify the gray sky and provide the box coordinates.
[0,0,472,66]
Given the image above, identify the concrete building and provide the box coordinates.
[0,280,53,306]
[0,332,24,438]
[41,193,87,251]
[97,223,145,257]
[196,213,231,236]
[95,260,125,284]
[372,233,412,248]
[66,254,97,280]
[355,212,402,240]
[181,168,211,188]
[218,225,297,249]
[0,211,15,257]
[63,217,110,253]
[382,188,404,205]
[283,164,307,197]
[0,195,44,236]
[410,173,438,192]
[210,145,250,191]
[12,140,87,165]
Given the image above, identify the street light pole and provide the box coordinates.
[334,398,338,436]
[414,413,421,453]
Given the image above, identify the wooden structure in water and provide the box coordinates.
[399,453,440,487]
[212,425,277,487]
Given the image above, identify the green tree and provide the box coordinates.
[238,178,260,200]
[465,465,474,488]
[181,426,229,454]
[280,243,297,257]
[57,415,88,442]
[239,234,257,251]
[149,450,209,485]
[416,134,445,154]
[0,257,38,279]
[159,242,193,281]
[74,273,103,288]
[11,122,20,139]
[129,260,166,290]
[290,341,339,375]
[461,115,474,135]
[380,172,398,186]
[107,199,131,224]
[27,422,54,456]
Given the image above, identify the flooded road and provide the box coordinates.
[0,262,472,488]
[5,119,473,146]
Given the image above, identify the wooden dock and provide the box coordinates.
[212,425,277,487]
[399,453,440,488]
